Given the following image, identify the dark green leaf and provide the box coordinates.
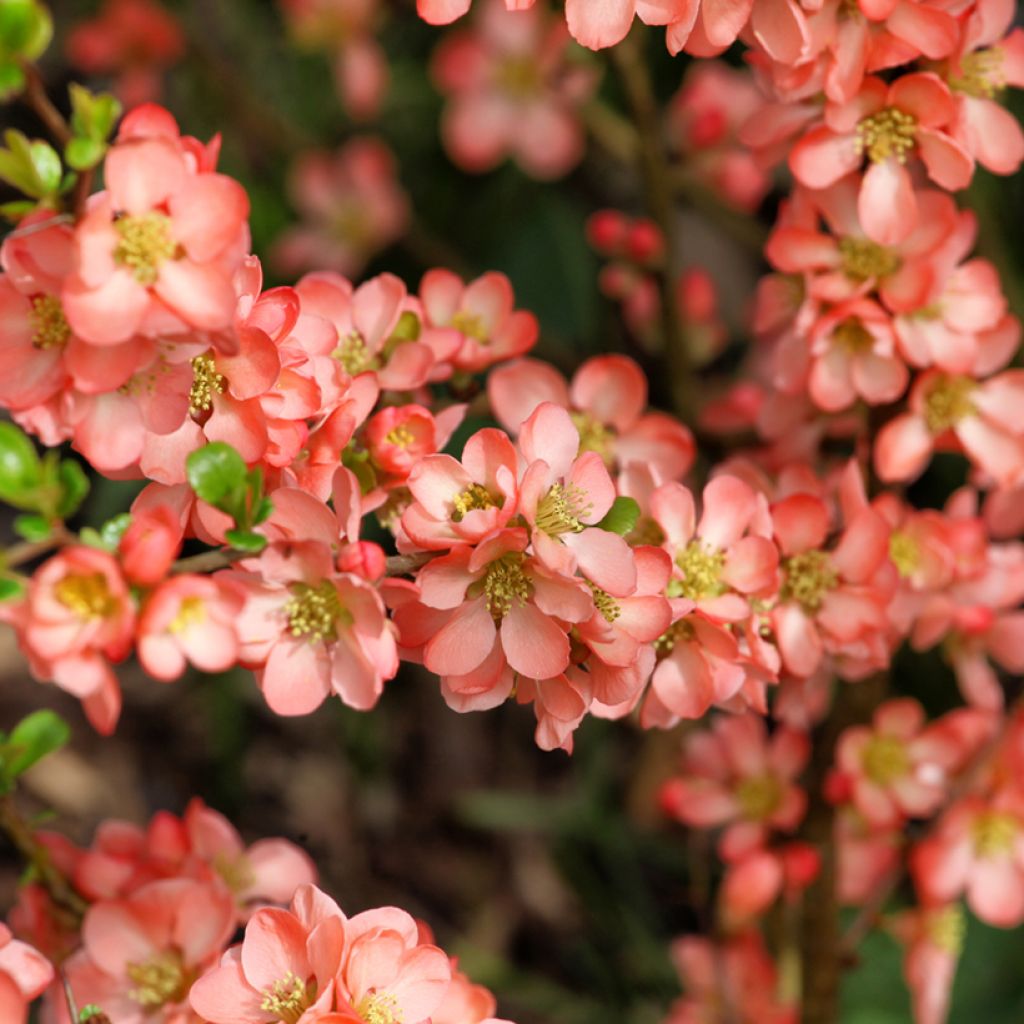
[596,496,640,536]
[0,421,40,501]
[0,577,24,600]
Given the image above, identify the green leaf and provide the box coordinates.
[252,496,274,525]
[28,138,59,193]
[186,443,248,509]
[342,445,377,495]
[0,421,40,501]
[13,512,50,541]
[0,577,24,600]
[596,496,640,536]
[3,709,70,782]
[0,59,24,100]
[0,0,36,53]
[64,135,105,171]
[0,198,36,219]
[55,458,90,518]
[68,83,121,142]
[224,528,267,553]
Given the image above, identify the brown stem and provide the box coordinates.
[20,64,73,148]
[608,29,693,423]
[0,795,87,920]
[798,673,887,1024]
[172,546,434,577]
[70,167,95,221]
[3,526,73,571]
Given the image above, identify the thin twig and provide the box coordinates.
[19,64,73,148]
[608,29,693,423]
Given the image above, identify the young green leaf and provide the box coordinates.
[0,421,40,502]
[2,709,70,783]
[596,496,640,536]
[13,512,51,541]
[186,442,248,509]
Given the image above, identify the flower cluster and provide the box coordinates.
[3,800,509,1024]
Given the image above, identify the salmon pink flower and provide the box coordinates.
[875,369,1024,487]
[0,925,53,1024]
[418,269,538,374]
[413,527,592,684]
[67,0,185,106]
[183,798,318,912]
[831,700,987,828]
[517,403,636,594]
[431,0,597,179]
[891,905,964,1024]
[487,355,694,481]
[62,106,250,346]
[660,713,809,854]
[769,493,891,678]
[229,540,399,715]
[945,0,1024,176]
[401,427,519,551]
[7,546,135,734]
[789,74,973,245]
[274,139,409,279]
[912,790,1024,927]
[65,878,236,1023]
[118,504,184,586]
[188,884,345,1023]
[137,574,245,682]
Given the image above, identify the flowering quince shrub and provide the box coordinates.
[0,0,1022,1019]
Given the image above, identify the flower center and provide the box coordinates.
[189,353,226,414]
[570,412,615,466]
[855,107,917,164]
[334,332,378,375]
[861,734,909,785]
[670,541,726,600]
[735,774,783,820]
[926,905,965,954]
[29,294,71,349]
[654,618,695,656]
[780,550,837,613]
[949,47,1005,99]
[588,582,621,623]
[357,992,404,1024]
[212,850,257,894]
[628,516,666,547]
[535,483,590,536]
[971,810,1019,857]
[838,237,901,281]
[451,310,488,342]
[168,596,206,634]
[285,581,348,641]
[452,483,497,522]
[126,949,191,1009]
[261,972,313,1024]
[888,531,920,578]
[923,374,976,433]
[482,553,531,620]
[496,56,541,97]
[54,572,117,620]
[114,212,178,285]
[385,425,415,448]
[832,317,874,353]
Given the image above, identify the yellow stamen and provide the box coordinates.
[29,294,71,349]
[780,550,837,613]
[451,310,488,342]
[482,553,531,620]
[535,483,590,536]
[923,374,976,433]
[126,950,190,1009]
[189,353,225,414]
[168,596,206,634]
[861,734,909,785]
[260,972,312,1024]
[670,541,726,600]
[54,573,117,619]
[114,212,178,285]
[838,237,901,281]
[736,775,783,820]
[855,107,917,164]
[452,484,497,522]
[285,581,348,641]
[357,992,403,1024]
[972,810,1019,857]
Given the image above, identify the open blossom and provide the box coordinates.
[487,355,694,481]
[418,269,538,374]
[769,493,892,679]
[229,540,399,715]
[0,925,53,1024]
[66,0,185,106]
[660,713,809,854]
[190,884,454,1024]
[875,369,1024,487]
[274,139,410,278]
[431,0,597,179]
[65,878,236,1023]
[62,105,250,346]
[137,574,245,681]
[891,905,965,1024]
[5,546,135,735]
[830,700,990,828]
[912,790,1024,927]
[789,74,972,245]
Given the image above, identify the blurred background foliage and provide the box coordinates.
[3,1,1024,1020]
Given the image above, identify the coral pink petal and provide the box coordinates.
[501,602,569,679]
